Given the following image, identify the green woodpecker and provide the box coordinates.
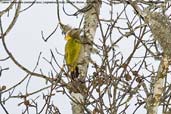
[64,28,82,79]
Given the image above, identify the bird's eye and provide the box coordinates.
[74,28,79,31]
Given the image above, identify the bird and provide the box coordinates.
[64,28,82,79]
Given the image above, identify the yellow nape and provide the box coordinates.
[65,34,72,41]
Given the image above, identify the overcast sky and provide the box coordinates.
[0,0,165,114]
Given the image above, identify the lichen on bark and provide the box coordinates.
[144,12,171,58]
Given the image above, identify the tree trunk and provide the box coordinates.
[70,0,101,114]
[147,55,169,114]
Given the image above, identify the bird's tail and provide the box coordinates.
[71,66,79,79]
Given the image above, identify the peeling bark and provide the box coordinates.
[147,55,169,114]
[71,0,101,114]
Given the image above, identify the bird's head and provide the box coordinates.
[65,28,81,41]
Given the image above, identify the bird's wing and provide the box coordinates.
[65,40,81,71]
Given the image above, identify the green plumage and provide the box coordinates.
[64,29,81,78]
[65,39,81,71]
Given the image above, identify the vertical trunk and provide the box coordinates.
[71,0,101,114]
[147,55,169,114]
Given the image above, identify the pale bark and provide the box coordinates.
[147,55,169,114]
[128,1,171,114]
[71,0,101,114]
[71,92,85,114]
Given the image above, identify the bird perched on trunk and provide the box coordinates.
[64,28,82,79]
